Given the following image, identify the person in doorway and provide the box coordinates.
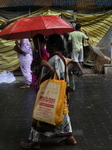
[68,23,89,74]
[14,38,33,88]
[20,34,77,149]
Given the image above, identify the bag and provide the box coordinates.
[32,73,67,126]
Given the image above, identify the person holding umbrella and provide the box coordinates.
[31,34,50,93]
[20,34,77,148]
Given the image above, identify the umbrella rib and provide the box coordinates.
[40,16,46,30]
[9,20,19,35]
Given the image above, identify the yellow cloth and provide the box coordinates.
[0,39,20,73]
[64,57,73,65]
[76,10,112,46]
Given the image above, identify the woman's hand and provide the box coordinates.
[49,67,54,78]
[15,40,20,45]
[41,59,54,77]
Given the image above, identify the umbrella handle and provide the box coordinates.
[15,40,19,45]
[37,37,42,59]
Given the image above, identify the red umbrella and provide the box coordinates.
[0,15,74,40]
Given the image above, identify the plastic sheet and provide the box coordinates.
[0,70,16,83]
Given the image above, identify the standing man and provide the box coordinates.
[68,24,89,73]
[14,38,33,88]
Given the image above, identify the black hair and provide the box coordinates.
[48,34,65,51]
[33,34,46,43]
[75,24,82,30]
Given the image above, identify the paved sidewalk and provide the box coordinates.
[0,75,112,150]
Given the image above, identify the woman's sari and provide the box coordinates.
[31,48,50,93]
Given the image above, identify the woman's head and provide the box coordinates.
[46,34,64,55]
[33,34,46,50]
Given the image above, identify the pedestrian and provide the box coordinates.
[31,34,50,93]
[14,38,33,88]
[68,23,89,74]
[20,34,77,149]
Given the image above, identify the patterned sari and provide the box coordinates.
[31,48,50,93]
[29,52,73,142]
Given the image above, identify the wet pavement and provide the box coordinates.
[0,74,112,150]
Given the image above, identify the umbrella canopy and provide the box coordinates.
[0,15,74,40]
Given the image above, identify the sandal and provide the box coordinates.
[58,136,77,146]
[20,85,30,89]
[20,140,40,149]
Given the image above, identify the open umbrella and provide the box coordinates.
[0,15,74,40]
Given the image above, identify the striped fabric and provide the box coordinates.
[0,17,8,25]
[0,39,20,72]
[76,10,112,45]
